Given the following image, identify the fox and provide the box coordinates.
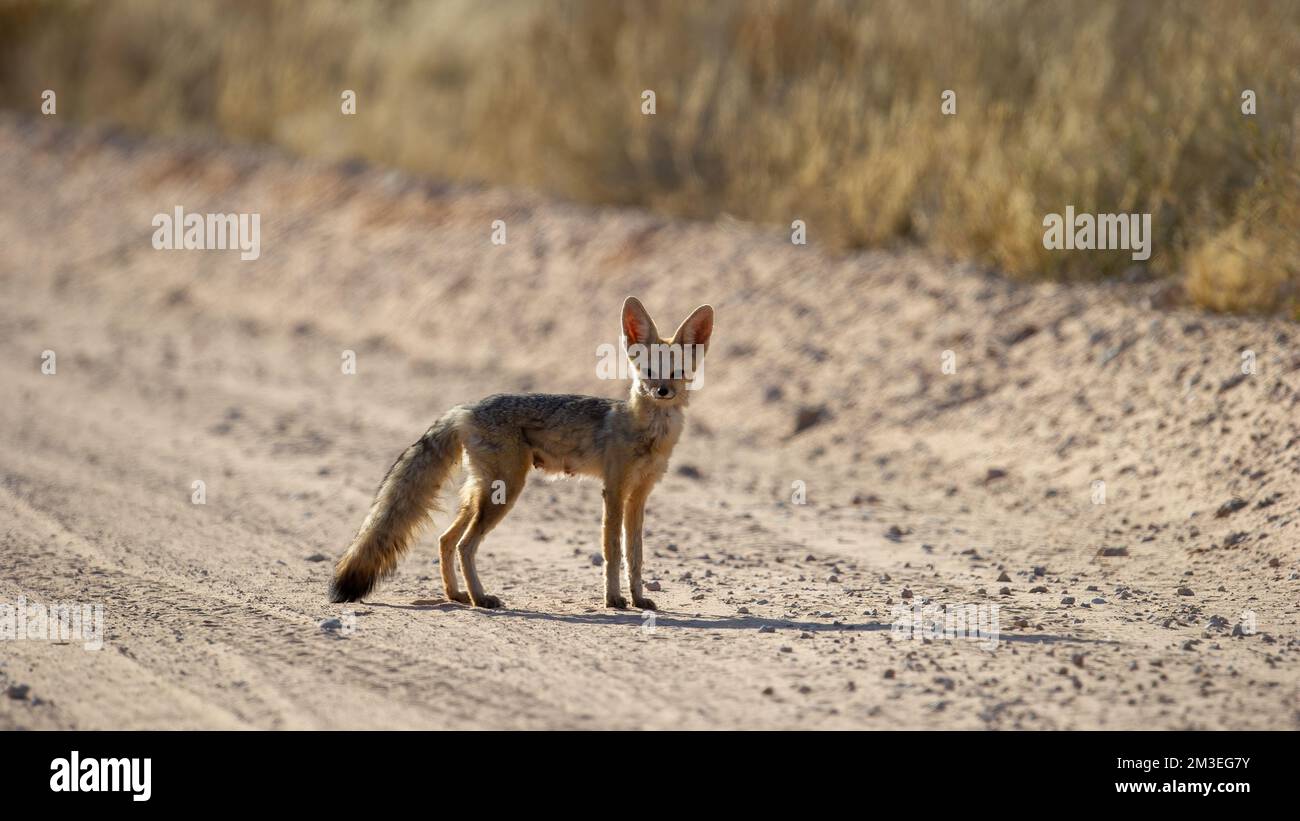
[329,296,714,610]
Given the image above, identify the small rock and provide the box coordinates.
[6,684,31,700]
[1002,325,1039,347]
[1177,587,1194,596]
[305,553,330,563]
[644,580,661,592]
[1060,596,1076,605]
[997,571,1011,582]
[792,405,831,435]
[885,525,909,542]
[1215,498,1248,518]
[676,464,703,480]
[758,625,776,634]
[1218,373,1249,393]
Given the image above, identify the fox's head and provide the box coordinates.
[621,296,714,405]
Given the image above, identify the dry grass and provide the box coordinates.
[3,0,1298,312]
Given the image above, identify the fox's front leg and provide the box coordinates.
[623,482,656,610]
[601,483,627,608]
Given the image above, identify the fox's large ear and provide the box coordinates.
[622,296,660,348]
[671,304,714,359]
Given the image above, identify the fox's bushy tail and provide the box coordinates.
[329,412,464,602]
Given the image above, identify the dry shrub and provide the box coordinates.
[2,0,1298,311]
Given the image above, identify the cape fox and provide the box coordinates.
[329,297,714,610]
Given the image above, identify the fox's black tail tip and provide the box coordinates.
[328,571,371,604]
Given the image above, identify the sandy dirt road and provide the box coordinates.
[1,115,1297,729]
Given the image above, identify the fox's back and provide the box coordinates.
[465,393,620,476]
[469,392,618,429]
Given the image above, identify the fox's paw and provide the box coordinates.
[633,596,657,611]
[471,593,504,609]
[446,591,471,605]
[605,594,629,609]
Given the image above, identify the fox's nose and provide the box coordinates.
[655,385,672,399]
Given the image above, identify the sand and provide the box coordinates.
[1,115,1296,729]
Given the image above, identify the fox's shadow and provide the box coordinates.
[369,599,1115,643]
[485,608,889,633]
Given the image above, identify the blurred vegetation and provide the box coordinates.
[3,0,1299,313]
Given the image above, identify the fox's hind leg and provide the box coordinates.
[455,460,527,608]
[438,502,474,604]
